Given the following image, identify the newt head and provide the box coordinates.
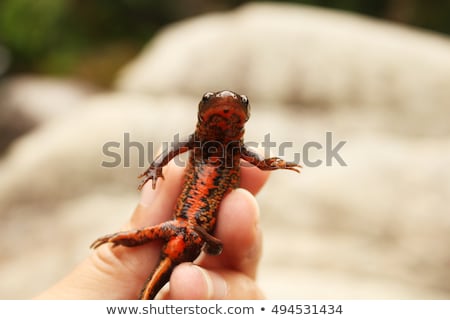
[197,90,250,139]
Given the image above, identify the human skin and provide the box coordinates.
[36,161,269,299]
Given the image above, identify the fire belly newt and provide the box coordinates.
[90,90,301,299]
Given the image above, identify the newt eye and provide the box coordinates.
[202,92,214,103]
[240,95,249,106]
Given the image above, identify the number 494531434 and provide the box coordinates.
[271,304,343,315]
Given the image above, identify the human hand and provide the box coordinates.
[36,160,269,299]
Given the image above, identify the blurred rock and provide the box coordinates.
[0,75,95,154]
[0,101,36,156]
[117,2,450,136]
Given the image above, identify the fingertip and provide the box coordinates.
[131,161,186,227]
[217,188,261,240]
[138,160,185,207]
[169,264,227,299]
[170,264,265,299]
[240,165,270,195]
[203,188,262,278]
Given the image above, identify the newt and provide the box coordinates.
[90,90,301,299]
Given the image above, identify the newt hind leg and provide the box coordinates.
[90,221,175,249]
[193,225,223,255]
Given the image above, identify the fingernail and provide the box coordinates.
[193,265,228,299]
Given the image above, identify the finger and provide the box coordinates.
[198,188,262,278]
[240,164,271,195]
[121,163,266,298]
[36,160,186,299]
[79,160,189,298]
[36,156,268,299]
[166,263,265,299]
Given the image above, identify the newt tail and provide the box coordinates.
[91,90,301,299]
[140,257,173,299]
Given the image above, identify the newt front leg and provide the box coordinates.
[240,145,302,172]
[138,134,195,189]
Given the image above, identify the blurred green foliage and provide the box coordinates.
[0,0,448,86]
[0,0,189,84]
